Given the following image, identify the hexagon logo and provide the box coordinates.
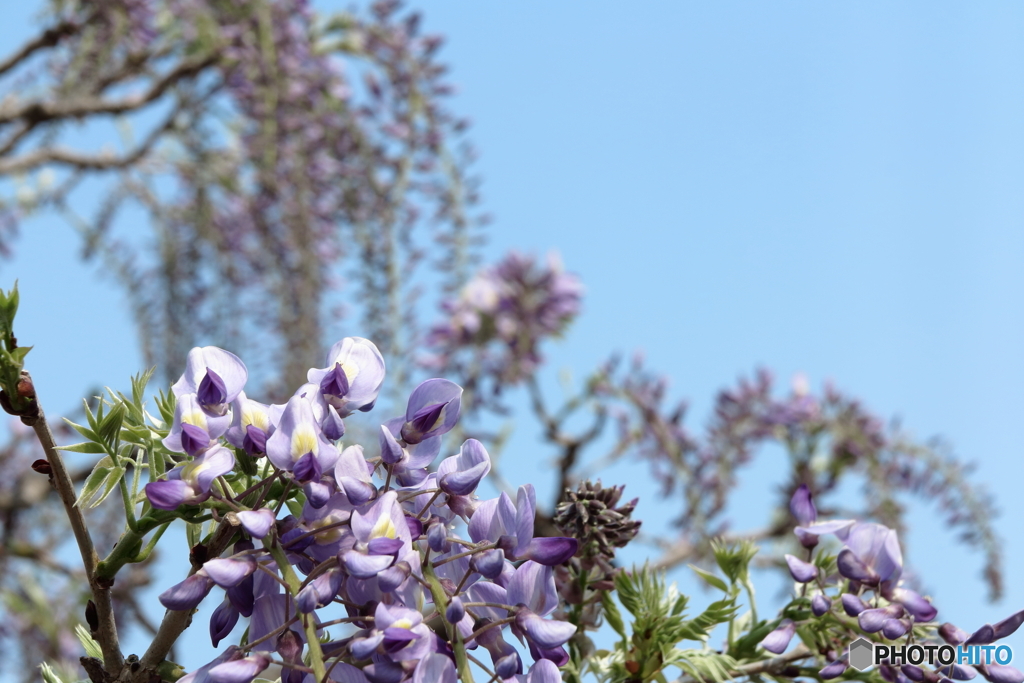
[849,638,875,671]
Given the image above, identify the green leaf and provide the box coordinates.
[602,591,626,639]
[75,624,103,659]
[689,564,730,593]
[56,441,107,454]
[64,417,100,443]
[75,457,124,508]
[97,402,125,448]
[38,662,65,683]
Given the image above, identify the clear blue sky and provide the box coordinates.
[2,0,1024,672]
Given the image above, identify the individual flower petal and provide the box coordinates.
[820,661,849,680]
[842,593,869,616]
[400,379,463,444]
[860,605,904,633]
[208,653,271,683]
[812,594,832,617]
[843,522,903,587]
[342,550,395,578]
[146,479,192,511]
[203,557,257,588]
[890,587,938,622]
[350,632,385,660]
[522,537,579,566]
[794,519,856,549]
[940,623,969,645]
[514,608,578,649]
[761,619,796,654]
[882,618,911,640]
[837,548,879,584]
[507,561,558,616]
[159,572,215,611]
[235,509,275,539]
[994,610,1024,640]
[789,484,817,526]
[526,658,563,683]
[785,554,818,583]
[413,653,457,683]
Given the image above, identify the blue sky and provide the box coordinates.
[2,0,1024,672]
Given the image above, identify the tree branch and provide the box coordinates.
[16,374,124,673]
[0,52,217,126]
[0,17,83,79]
[668,644,813,683]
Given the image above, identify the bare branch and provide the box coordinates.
[0,17,83,79]
[0,52,217,127]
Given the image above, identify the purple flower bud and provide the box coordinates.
[941,666,978,680]
[210,598,239,647]
[785,554,818,583]
[860,605,905,633]
[428,522,451,552]
[940,623,969,645]
[812,594,832,617]
[379,425,404,465]
[995,610,1024,640]
[970,626,1000,649]
[321,404,346,441]
[446,597,465,624]
[903,666,927,681]
[405,516,423,539]
[494,651,523,680]
[790,484,817,526]
[473,548,505,579]
[528,643,570,668]
[820,661,849,680]
[882,618,911,640]
[842,593,869,616]
[761,619,796,654]
[981,666,1024,683]
[159,572,215,611]
[438,439,491,496]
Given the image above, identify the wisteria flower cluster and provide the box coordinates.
[423,251,583,407]
[761,485,1024,683]
[147,338,579,683]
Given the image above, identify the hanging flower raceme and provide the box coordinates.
[142,337,594,683]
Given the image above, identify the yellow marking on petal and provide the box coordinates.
[393,618,413,630]
[312,513,346,544]
[336,360,359,384]
[370,514,398,540]
[182,409,208,430]
[290,424,320,461]
[180,459,210,487]
[241,404,269,431]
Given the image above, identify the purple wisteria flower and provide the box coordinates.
[146,446,235,510]
[265,395,340,482]
[307,337,386,417]
[171,346,248,416]
[146,336,584,683]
